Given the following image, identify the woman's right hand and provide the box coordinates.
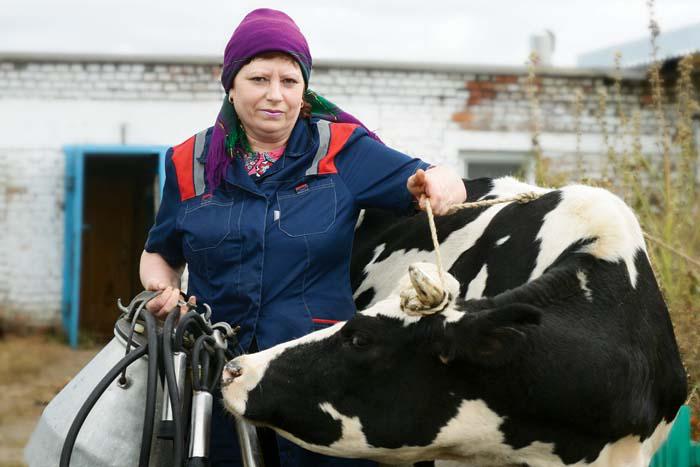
[140,251,189,320]
[145,283,185,320]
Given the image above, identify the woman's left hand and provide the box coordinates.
[407,166,467,215]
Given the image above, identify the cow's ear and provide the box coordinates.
[440,303,541,367]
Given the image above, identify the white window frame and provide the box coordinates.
[442,129,659,183]
[461,150,532,181]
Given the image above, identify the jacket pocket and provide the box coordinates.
[182,200,235,251]
[277,179,336,237]
[180,198,239,285]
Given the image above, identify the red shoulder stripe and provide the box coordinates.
[172,136,196,201]
[318,123,359,175]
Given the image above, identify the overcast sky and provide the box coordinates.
[0,0,697,67]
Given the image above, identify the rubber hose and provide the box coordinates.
[211,348,227,391]
[163,308,185,466]
[199,344,211,392]
[59,344,148,467]
[192,334,209,391]
[174,312,209,351]
[201,351,211,391]
[186,457,210,467]
[193,335,218,392]
[138,311,159,467]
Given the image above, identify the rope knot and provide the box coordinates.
[399,262,459,317]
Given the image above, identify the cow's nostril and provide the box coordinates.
[221,361,243,387]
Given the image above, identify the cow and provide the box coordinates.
[220,177,688,467]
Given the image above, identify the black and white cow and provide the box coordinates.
[221,177,688,467]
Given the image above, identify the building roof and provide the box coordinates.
[0,51,645,80]
[577,22,700,68]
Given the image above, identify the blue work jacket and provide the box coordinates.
[146,117,429,352]
[146,117,429,466]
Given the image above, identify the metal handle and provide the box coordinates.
[235,418,265,467]
[188,391,213,459]
[161,352,188,423]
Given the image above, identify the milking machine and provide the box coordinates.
[25,290,264,467]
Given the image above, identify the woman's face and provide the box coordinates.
[229,55,305,147]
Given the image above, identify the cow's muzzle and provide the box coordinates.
[221,360,243,388]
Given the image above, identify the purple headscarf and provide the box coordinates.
[220,9,312,91]
[205,8,381,190]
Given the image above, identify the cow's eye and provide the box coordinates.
[351,335,370,348]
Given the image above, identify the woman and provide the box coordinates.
[140,8,466,466]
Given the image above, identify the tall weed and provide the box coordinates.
[527,0,699,424]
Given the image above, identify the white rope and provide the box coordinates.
[421,195,446,289]
[423,191,545,284]
[425,190,700,299]
[445,191,543,214]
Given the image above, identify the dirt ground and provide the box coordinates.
[0,335,99,467]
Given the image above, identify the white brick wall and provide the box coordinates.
[0,148,64,325]
[0,55,679,327]
[0,99,222,327]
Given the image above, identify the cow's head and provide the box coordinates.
[220,263,541,463]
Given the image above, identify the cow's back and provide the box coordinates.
[350,176,687,447]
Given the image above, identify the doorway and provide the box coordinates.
[79,156,158,340]
[63,145,169,347]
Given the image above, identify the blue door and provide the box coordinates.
[62,145,168,347]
